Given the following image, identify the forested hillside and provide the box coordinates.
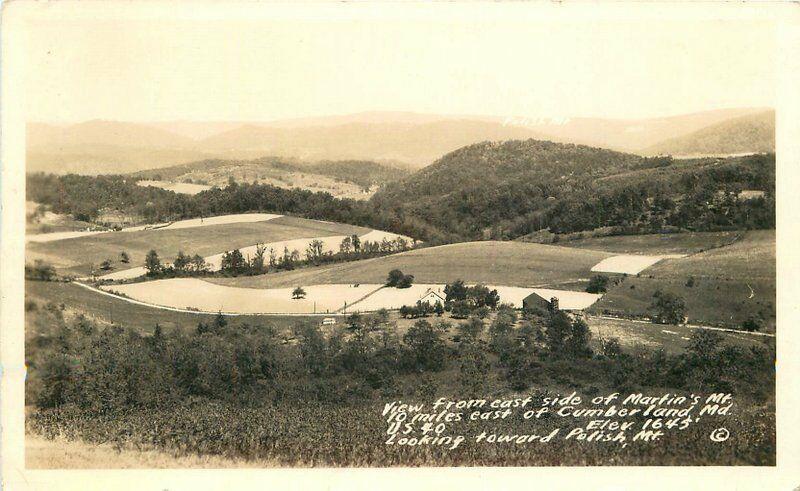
[371,140,775,240]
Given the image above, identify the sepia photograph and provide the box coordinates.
[2,1,800,487]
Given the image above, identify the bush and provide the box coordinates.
[397,274,415,289]
[586,274,610,293]
[742,315,763,332]
[649,290,686,325]
[25,260,56,281]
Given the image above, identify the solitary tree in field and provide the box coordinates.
[99,259,113,271]
[119,251,130,264]
[144,249,162,275]
[292,287,307,299]
[386,269,405,287]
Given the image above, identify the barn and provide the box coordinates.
[522,288,603,311]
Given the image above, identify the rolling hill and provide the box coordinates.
[207,240,613,289]
[643,110,775,157]
[370,139,774,240]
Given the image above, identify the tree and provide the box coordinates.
[251,243,267,273]
[433,301,444,317]
[173,251,190,271]
[99,259,113,271]
[397,274,415,289]
[119,251,130,264]
[305,239,325,263]
[220,249,246,274]
[586,274,610,293]
[451,300,471,319]
[339,236,353,255]
[458,340,490,396]
[444,280,468,303]
[565,317,592,358]
[687,329,723,358]
[402,319,447,372]
[292,286,307,299]
[650,290,686,324]
[466,284,499,309]
[545,311,571,354]
[351,234,361,253]
[386,269,405,287]
[189,254,208,273]
[144,249,162,275]
[457,316,485,340]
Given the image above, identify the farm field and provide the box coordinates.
[27,212,282,243]
[559,231,744,255]
[136,180,212,195]
[209,241,614,290]
[26,214,371,276]
[590,230,775,331]
[590,254,682,275]
[103,279,381,314]
[140,162,375,200]
[101,280,601,314]
[25,280,332,334]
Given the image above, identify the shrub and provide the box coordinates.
[649,290,686,325]
[586,274,610,293]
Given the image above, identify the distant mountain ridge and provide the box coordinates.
[643,110,775,157]
[27,108,774,175]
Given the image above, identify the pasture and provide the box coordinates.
[136,180,212,195]
[209,241,614,290]
[590,231,775,331]
[26,215,370,276]
[560,231,743,255]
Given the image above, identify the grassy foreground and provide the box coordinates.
[28,396,774,467]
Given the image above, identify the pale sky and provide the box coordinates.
[15,2,779,123]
